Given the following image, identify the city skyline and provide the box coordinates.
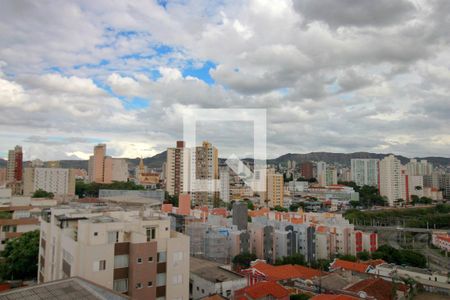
[1,1,450,161]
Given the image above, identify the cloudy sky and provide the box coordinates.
[0,0,449,161]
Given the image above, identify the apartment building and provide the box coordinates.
[23,167,76,196]
[38,204,189,300]
[219,166,230,203]
[318,166,338,187]
[406,159,433,176]
[266,170,284,208]
[350,159,379,187]
[165,141,191,197]
[191,141,219,207]
[6,145,23,183]
[88,144,129,183]
[379,155,402,206]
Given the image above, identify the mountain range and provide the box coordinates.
[1,151,449,170]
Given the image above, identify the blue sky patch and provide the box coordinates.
[182,60,216,84]
[123,97,150,110]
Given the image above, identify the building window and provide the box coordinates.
[99,260,106,270]
[113,279,128,293]
[146,227,156,241]
[157,252,166,263]
[148,256,153,263]
[114,255,129,268]
[94,232,98,236]
[137,258,143,264]
[156,273,166,287]
[108,231,119,243]
[172,274,182,285]
[136,283,142,289]
[94,260,106,271]
[148,281,153,287]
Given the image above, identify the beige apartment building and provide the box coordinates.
[266,170,284,208]
[379,155,402,206]
[191,141,219,207]
[23,167,76,196]
[88,144,128,183]
[165,141,191,196]
[38,204,189,300]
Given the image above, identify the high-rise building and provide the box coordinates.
[88,144,128,183]
[379,155,402,206]
[318,166,337,186]
[315,161,326,181]
[39,205,189,300]
[88,144,106,183]
[401,171,423,203]
[192,141,219,207]
[166,141,191,196]
[23,167,76,196]
[406,159,433,176]
[351,159,379,187]
[300,162,314,179]
[232,201,248,230]
[266,170,284,208]
[0,168,6,187]
[219,166,230,203]
[6,145,23,182]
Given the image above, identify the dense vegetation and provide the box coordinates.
[75,179,145,198]
[32,189,54,199]
[344,204,450,229]
[371,245,427,268]
[164,191,179,207]
[232,252,257,269]
[275,253,306,265]
[339,181,387,207]
[0,230,39,280]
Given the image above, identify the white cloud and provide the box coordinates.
[0,0,449,160]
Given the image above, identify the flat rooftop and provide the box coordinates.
[190,256,243,283]
[0,277,128,300]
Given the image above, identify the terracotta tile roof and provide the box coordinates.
[437,236,450,243]
[345,278,407,300]
[243,281,289,299]
[5,232,23,238]
[330,259,370,273]
[0,206,32,212]
[0,218,39,226]
[251,262,322,281]
[366,259,386,267]
[311,295,358,300]
[316,225,328,233]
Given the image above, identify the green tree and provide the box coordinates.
[337,254,357,262]
[233,252,257,269]
[289,203,300,212]
[273,205,288,212]
[245,199,255,210]
[357,251,371,261]
[32,189,54,199]
[75,180,145,198]
[164,191,179,207]
[349,201,359,208]
[0,230,39,280]
[290,294,311,300]
[0,211,12,219]
[310,259,332,271]
[275,253,306,266]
